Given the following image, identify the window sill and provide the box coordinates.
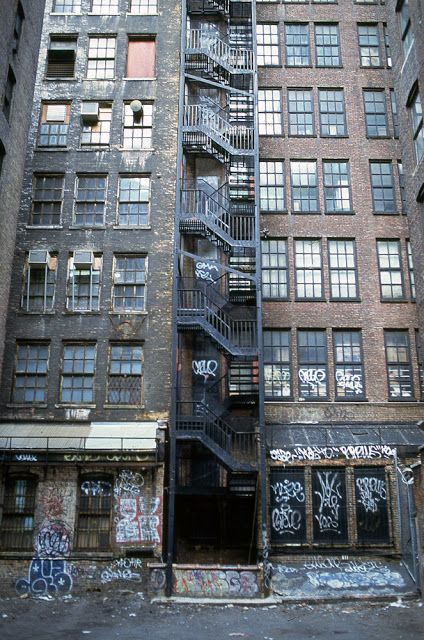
[258,64,283,69]
[78,146,111,150]
[121,148,155,152]
[6,403,48,409]
[380,298,410,303]
[359,65,384,70]
[112,225,152,230]
[372,211,400,215]
[56,404,96,409]
[291,211,321,215]
[264,397,293,402]
[285,64,313,69]
[288,134,317,138]
[68,225,106,230]
[126,13,159,16]
[325,210,355,215]
[259,134,284,138]
[36,147,68,151]
[295,297,326,302]
[329,297,361,303]
[260,210,288,215]
[387,397,416,402]
[316,65,343,69]
[320,135,349,139]
[335,397,368,402]
[83,77,116,81]
[62,311,101,315]
[26,225,63,230]
[17,311,55,315]
[104,404,145,409]
[366,135,392,140]
[45,77,77,82]
[124,77,157,81]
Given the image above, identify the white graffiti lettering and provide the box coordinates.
[81,480,112,497]
[114,470,144,497]
[298,368,326,390]
[335,371,363,394]
[314,471,342,533]
[271,481,305,503]
[356,476,387,513]
[269,445,396,463]
[272,504,303,535]
[192,359,218,381]
[101,558,142,584]
[195,261,219,283]
[15,454,38,462]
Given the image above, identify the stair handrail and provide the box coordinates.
[183,104,254,150]
[186,28,254,71]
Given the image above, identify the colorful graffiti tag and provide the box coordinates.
[173,568,259,597]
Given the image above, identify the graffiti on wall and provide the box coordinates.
[173,568,259,597]
[192,359,218,382]
[16,559,72,596]
[100,558,143,584]
[81,480,112,497]
[270,474,306,542]
[269,444,396,463]
[114,470,162,546]
[114,470,144,497]
[312,470,347,541]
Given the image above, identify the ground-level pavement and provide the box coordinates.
[0,593,423,640]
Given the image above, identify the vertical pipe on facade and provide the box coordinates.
[166,0,188,598]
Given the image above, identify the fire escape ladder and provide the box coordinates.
[185,29,253,84]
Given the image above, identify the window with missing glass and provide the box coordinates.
[112,255,146,311]
[74,175,107,227]
[262,239,288,299]
[397,0,414,58]
[21,251,57,312]
[328,239,358,300]
[295,239,323,299]
[66,253,102,312]
[406,240,415,300]
[298,329,328,399]
[409,90,424,165]
[86,37,116,79]
[107,344,143,405]
[318,89,347,137]
[363,90,388,137]
[30,174,64,226]
[285,24,310,66]
[256,24,280,66]
[60,343,96,404]
[76,476,112,550]
[118,176,150,226]
[370,162,395,213]
[264,330,291,398]
[258,90,282,136]
[38,103,70,147]
[333,330,365,399]
[0,477,36,550]
[358,24,381,67]
[377,240,404,300]
[288,89,314,136]
[384,330,414,400]
[123,102,153,149]
[291,161,318,212]
[12,343,49,404]
[259,161,285,212]
[323,161,352,213]
[315,24,341,67]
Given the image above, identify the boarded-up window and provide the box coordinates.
[126,39,155,78]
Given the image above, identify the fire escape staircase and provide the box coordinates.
[176,400,256,472]
[187,0,230,15]
[177,277,257,356]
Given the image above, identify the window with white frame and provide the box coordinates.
[376,240,404,300]
[86,37,116,79]
[52,0,81,12]
[117,176,150,226]
[295,239,323,299]
[21,251,57,312]
[259,160,285,212]
[323,161,352,213]
[258,90,282,136]
[315,24,341,67]
[291,161,318,212]
[90,0,119,13]
[60,343,96,404]
[30,174,64,225]
[129,0,157,13]
[81,103,112,146]
[122,102,153,149]
[328,239,358,300]
[262,239,288,299]
[74,175,107,227]
[318,89,347,137]
[12,343,49,404]
[256,24,280,66]
[285,24,310,66]
[288,89,314,136]
[66,253,102,312]
[112,255,146,311]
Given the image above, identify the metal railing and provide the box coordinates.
[186,29,254,72]
[183,104,254,154]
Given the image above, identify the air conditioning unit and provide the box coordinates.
[73,250,93,267]
[28,250,50,265]
[80,102,99,123]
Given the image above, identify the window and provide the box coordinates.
[38,103,70,147]
[259,161,285,212]
[397,161,406,212]
[90,0,119,13]
[53,0,81,12]
[297,330,327,399]
[363,90,388,137]
[31,174,64,225]
[258,90,282,136]
[262,239,288,299]
[377,240,404,300]
[60,343,96,404]
[76,476,112,550]
[126,38,155,78]
[118,175,150,226]
[384,330,414,400]
[328,239,358,299]
[0,477,36,550]
[315,24,341,67]
[3,67,16,121]
[112,255,146,311]
[333,331,365,399]
[12,343,49,404]
[409,90,424,165]
[390,90,399,138]
[67,253,102,312]
[285,24,310,66]
[291,161,318,212]
[295,239,323,299]
[21,251,56,312]
[81,103,112,146]
[370,162,395,213]
[13,2,25,53]
[129,0,157,13]
[256,24,280,66]
[74,175,107,227]
[406,240,415,300]
[355,467,390,544]
[122,102,153,149]
[264,330,291,398]
[270,468,306,544]
[384,25,392,68]
[398,0,414,58]
[288,89,314,136]
[416,331,424,400]
[318,89,347,137]
[323,161,352,213]
[46,37,77,78]
[107,344,143,405]
[358,24,381,67]
[87,37,116,79]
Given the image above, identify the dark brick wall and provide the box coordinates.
[0,0,181,421]
[0,0,46,373]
